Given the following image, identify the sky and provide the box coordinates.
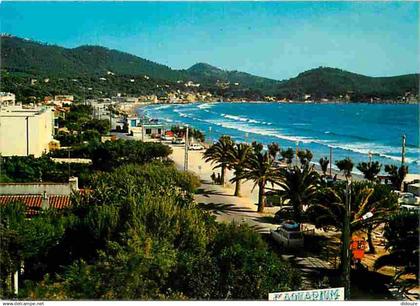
[0,1,418,80]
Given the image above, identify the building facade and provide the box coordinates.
[0,105,55,157]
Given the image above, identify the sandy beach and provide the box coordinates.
[169,143,262,210]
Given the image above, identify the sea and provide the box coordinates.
[140,102,420,174]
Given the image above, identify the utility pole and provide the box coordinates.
[295,141,299,166]
[208,126,212,145]
[343,176,352,300]
[68,148,71,179]
[329,146,333,177]
[368,151,372,165]
[401,134,406,166]
[184,125,189,171]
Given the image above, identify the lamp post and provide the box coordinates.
[343,174,352,300]
[184,125,189,171]
[368,151,372,165]
[329,146,333,177]
[209,126,212,144]
[401,134,406,166]
[295,141,299,166]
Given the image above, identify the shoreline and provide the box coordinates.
[137,102,418,176]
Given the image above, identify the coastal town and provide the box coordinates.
[1,1,419,303]
[1,88,419,301]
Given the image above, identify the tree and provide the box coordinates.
[356,161,382,181]
[335,157,354,179]
[227,143,252,197]
[277,165,320,222]
[384,164,408,191]
[374,212,419,292]
[297,149,313,167]
[234,143,279,213]
[203,136,234,186]
[319,157,329,176]
[280,148,294,165]
[171,126,205,142]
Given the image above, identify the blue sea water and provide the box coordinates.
[140,102,420,174]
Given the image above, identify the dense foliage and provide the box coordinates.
[374,212,419,289]
[0,163,300,300]
[2,36,418,101]
[276,67,419,101]
[0,155,90,184]
[49,139,172,171]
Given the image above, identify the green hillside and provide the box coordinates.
[1,35,418,101]
[1,36,186,81]
[277,67,419,100]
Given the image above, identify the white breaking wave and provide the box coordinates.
[197,103,215,110]
[222,114,248,122]
[152,104,172,111]
[206,119,315,144]
[219,113,275,125]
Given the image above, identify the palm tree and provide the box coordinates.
[234,143,279,213]
[227,143,252,197]
[297,149,313,167]
[280,148,294,165]
[335,157,354,179]
[356,161,382,181]
[203,136,233,186]
[319,157,329,177]
[307,181,398,253]
[277,165,320,222]
[384,164,408,191]
[268,142,280,160]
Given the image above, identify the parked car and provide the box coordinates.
[274,206,294,223]
[172,138,185,144]
[270,220,304,249]
[161,134,174,141]
[398,192,418,205]
[188,143,204,151]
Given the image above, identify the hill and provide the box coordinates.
[1,35,186,81]
[277,67,419,100]
[1,35,418,102]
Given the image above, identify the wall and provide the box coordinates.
[0,182,72,195]
[0,107,54,157]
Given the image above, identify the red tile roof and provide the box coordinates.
[0,195,71,217]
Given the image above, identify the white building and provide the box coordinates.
[0,105,55,157]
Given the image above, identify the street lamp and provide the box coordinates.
[343,174,352,300]
[329,146,333,177]
[184,125,189,171]
[208,126,212,144]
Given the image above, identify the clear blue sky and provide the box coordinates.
[1,1,418,80]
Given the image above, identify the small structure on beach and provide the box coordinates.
[131,123,165,139]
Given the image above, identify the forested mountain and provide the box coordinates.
[277,67,419,100]
[1,35,186,81]
[1,35,418,101]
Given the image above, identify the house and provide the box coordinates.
[131,123,165,139]
[0,177,79,217]
[0,105,57,157]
